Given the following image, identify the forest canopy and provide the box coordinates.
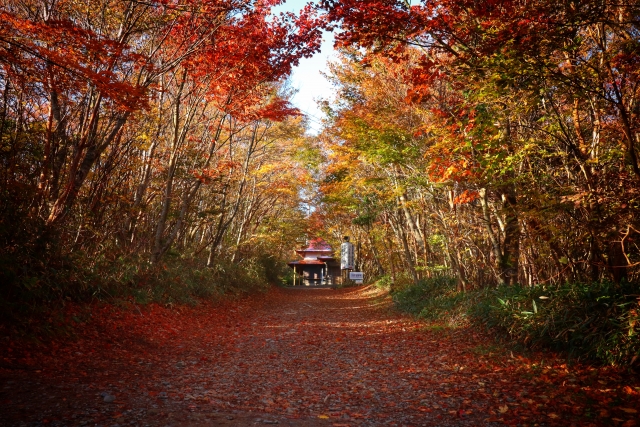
[0,0,324,300]
[1,0,638,335]
[315,0,640,288]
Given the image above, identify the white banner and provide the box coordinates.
[340,242,354,269]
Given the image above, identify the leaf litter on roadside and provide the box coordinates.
[1,286,639,426]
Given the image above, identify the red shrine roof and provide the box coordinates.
[289,238,338,269]
[287,259,325,266]
[297,238,333,252]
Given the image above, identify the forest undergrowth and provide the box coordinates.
[0,249,287,340]
[390,277,640,367]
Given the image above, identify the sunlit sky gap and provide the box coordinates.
[272,0,337,134]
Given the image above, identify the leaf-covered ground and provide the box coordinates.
[1,286,639,426]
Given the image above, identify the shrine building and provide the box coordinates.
[287,238,341,286]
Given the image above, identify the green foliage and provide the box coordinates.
[391,276,468,326]
[102,256,270,304]
[393,279,640,366]
[279,267,295,287]
[471,281,640,366]
[256,255,291,286]
[0,250,272,330]
[373,274,394,289]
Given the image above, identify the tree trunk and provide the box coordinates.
[479,188,505,285]
[500,186,520,285]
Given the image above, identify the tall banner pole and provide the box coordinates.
[340,236,354,285]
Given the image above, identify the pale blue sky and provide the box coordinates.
[273,0,336,134]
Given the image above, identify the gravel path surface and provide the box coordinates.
[2,286,638,426]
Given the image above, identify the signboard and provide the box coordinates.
[349,272,364,281]
[340,241,354,270]
[349,271,364,284]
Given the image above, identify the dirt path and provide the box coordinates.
[1,286,639,426]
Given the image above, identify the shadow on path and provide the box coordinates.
[1,286,638,426]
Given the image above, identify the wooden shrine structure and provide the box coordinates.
[287,238,341,286]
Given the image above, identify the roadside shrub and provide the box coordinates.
[374,274,393,289]
[2,250,271,309]
[393,278,640,366]
[257,255,290,285]
[471,281,640,366]
[279,267,294,287]
[392,276,463,323]
[132,256,270,304]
